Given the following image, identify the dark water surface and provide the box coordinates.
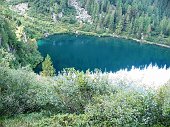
[36,34,170,73]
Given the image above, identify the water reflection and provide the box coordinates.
[36,34,170,73]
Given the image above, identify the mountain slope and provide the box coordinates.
[6,0,170,45]
[0,2,42,68]
[1,0,170,68]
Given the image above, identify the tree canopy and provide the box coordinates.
[41,54,56,77]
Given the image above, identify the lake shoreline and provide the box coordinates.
[38,33,170,73]
[73,31,170,48]
[45,30,170,48]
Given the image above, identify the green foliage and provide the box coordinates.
[0,48,16,68]
[0,10,42,69]
[5,0,170,45]
[34,113,89,127]
[52,69,114,114]
[0,112,90,127]
[157,82,170,126]
[1,1,170,126]
[41,54,56,77]
[0,16,17,49]
[15,41,43,68]
[85,91,160,126]
[31,0,53,13]
[0,67,49,115]
[0,67,170,126]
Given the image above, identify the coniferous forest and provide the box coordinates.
[0,0,170,126]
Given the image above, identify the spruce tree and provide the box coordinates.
[41,54,56,77]
[108,10,115,31]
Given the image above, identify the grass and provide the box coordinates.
[0,113,46,127]
[0,113,89,127]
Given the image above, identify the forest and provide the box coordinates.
[7,0,170,45]
[0,0,170,126]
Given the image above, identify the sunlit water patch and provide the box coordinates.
[107,65,170,90]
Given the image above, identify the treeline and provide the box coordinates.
[29,0,68,14]
[8,0,170,44]
[79,0,170,42]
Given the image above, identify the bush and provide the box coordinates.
[0,112,90,127]
[157,82,170,126]
[50,68,116,114]
[0,48,16,68]
[35,113,89,127]
[85,90,160,127]
[0,68,117,115]
[0,67,55,115]
[1,67,170,126]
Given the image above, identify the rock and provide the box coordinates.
[7,44,10,52]
[58,12,63,19]
[52,12,57,22]
[141,33,144,40]
[69,0,92,24]
[44,33,49,37]
[23,32,28,43]
[52,12,63,22]
[12,3,28,15]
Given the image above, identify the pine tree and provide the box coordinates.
[124,13,130,32]
[92,2,100,19]
[60,0,68,8]
[41,54,56,77]
[138,16,144,34]
[85,0,91,12]
[143,15,151,35]
[115,16,124,34]
[103,13,110,28]
[166,21,170,36]
[160,17,168,35]
[91,4,96,19]
[108,10,115,31]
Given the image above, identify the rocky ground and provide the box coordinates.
[69,0,92,24]
[12,3,28,15]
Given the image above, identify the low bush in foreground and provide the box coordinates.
[0,67,170,126]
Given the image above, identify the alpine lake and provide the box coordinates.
[36,34,170,73]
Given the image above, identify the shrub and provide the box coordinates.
[0,67,55,115]
[52,68,117,114]
[0,48,16,68]
[0,112,90,127]
[0,68,117,115]
[85,90,160,127]
[157,82,170,126]
[1,67,170,127]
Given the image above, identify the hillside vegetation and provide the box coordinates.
[0,0,170,127]
[0,67,170,126]
[0,1,42,68]
[6,0,170,45]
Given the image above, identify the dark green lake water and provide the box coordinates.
[37,34,170,73]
